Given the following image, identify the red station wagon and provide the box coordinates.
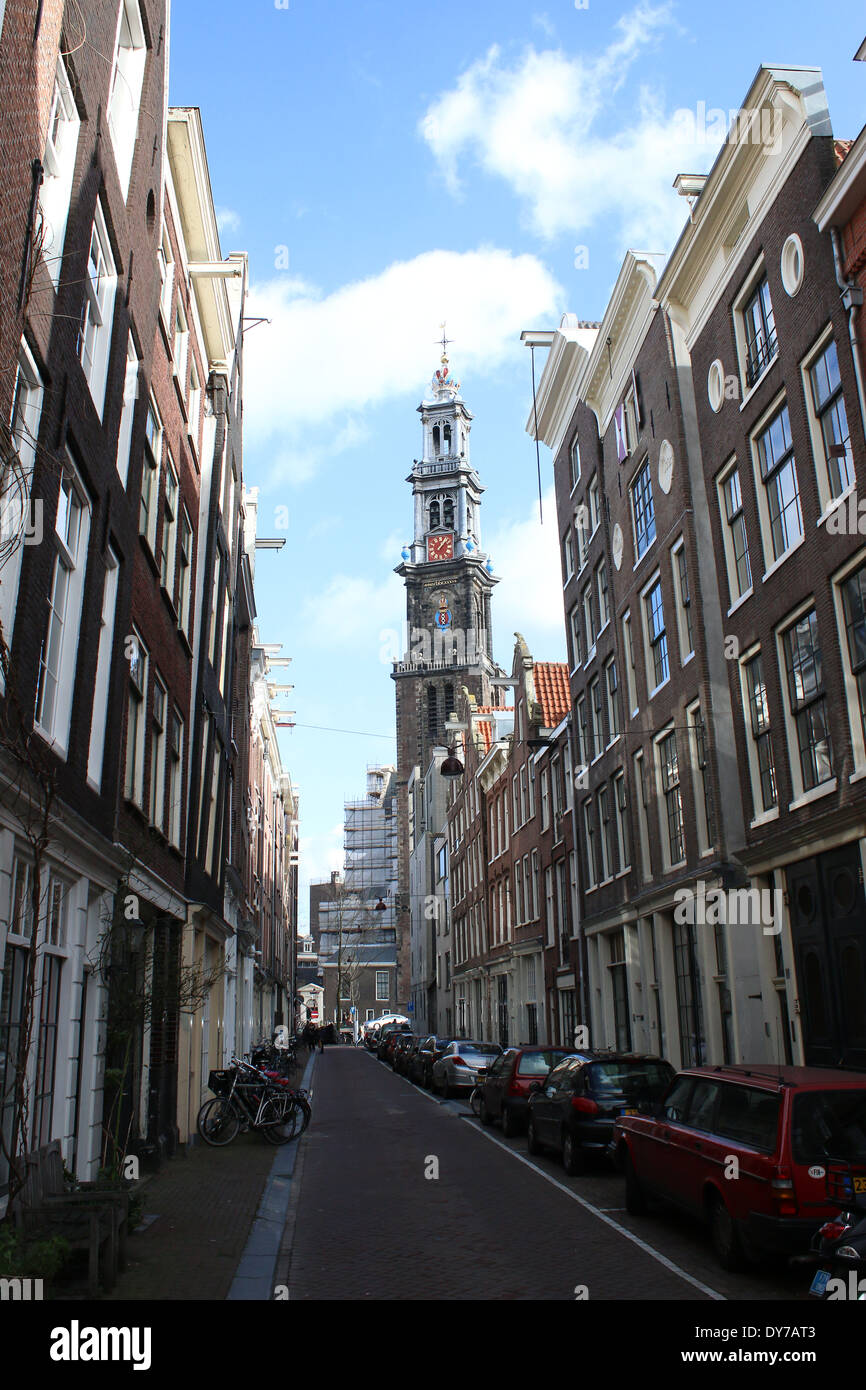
[613,1065,866,1269]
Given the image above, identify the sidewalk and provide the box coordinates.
[101,1047,314,1302]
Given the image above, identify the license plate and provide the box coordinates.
[809,1270,831,1297]
[854,1176,866,1194]
[620,1107,637,1117]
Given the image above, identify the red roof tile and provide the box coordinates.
[533,663,571,729]
[835,138,854,167]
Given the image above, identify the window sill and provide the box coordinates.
[849,767,866,786]
[647,676,670,701]
[788,779,837,813]
[727,588,754,617]
[633,539,657,573]
[615,866,631,879]
[738,355,778,411]
[583,645,597,670]
[681,650,695,667]
[761,534,805,584]
[749,807,780,828]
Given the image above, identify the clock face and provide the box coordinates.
[427,533,454,562]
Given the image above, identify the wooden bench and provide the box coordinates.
[15,1142,129,1296]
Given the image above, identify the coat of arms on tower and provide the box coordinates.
[433,592,453,630]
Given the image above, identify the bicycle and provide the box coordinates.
[197,1057,307,1147]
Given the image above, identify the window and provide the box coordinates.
[755,403,803,563]
[657,729,685,866]
[609,931,632,1051]
[86,548,120,790]
[719,464,752,602]
[673,921,705,1066]
[158,229,174,323]
[39,59,80,286]
[781,609,832,793]
[622,612,638,713]
[575,501,589,569]
[115,335,139,487]
[839,561,866,765]
[643,578,669,691]
[634,751,652,881]
[520,767,528,825]
[173,300,189,388]
[672,542,694,660]
[588,476,600,535]
[582,802,597,890]
[150,676,167,830]
[589,677,602,760]
[188,359,201,447]
[139,399,161,552]
[35,462,90,752]
[808,338,854,506]
[596,558,610,630]
[569,436,581,490]
[1,342,44,660]
[168,710,184,847]
[107,0,147,198]
[687,702,713,853]
[160,457,178,598]
[605,658,620,740]
[743,275,777,388]
[598,785,613,880]
[376,971,389,1002]
[613,771,629,872]
[562,528,574,583]
[582,582,596,656]
[78,203,117,416]
[178,509,193,639]
[530,849,540,919]
[540,768,550,831]
[576,695,589,768]
[124,631,148,805]
[742,652,777,813]
[205,736,223,878]
[631,459,656,560]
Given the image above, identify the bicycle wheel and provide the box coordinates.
[293,1094,312,1133]
[258,1094,302,1145]
[197,1096,241,1147]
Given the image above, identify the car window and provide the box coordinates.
[792,1089,866,1165]
[517,1050,573,1077]
[545,1062,571,1091]
[714,1085,781,1152]
[663,1075,694,1123]
[587,1061,675,1095]
[458,1043,501,1057]
[685,1080,721,1133]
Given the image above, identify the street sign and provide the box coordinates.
[407,1001,414,1011]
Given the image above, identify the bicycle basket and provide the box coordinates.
[208,1068,236,1096]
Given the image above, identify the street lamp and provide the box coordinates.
[441,717,468,778]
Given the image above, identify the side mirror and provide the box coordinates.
[529,1080,543,1094]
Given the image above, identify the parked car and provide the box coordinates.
[480,1046,577,1137]
[527,1052,674,1175]
[378,1022,412,1063]
[396,1035,425,1078]
[392,1033,419,1073]
[432,1040,502,1098]
[410,1035,453,1088]
[611,1064,866,1269]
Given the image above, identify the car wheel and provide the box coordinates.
[501,1105,519,1139]
[526,1117,542,1156]
[480,1096,493,1126]
[624,1150,648,1215]
[562,1130,584,1176]
[709,1194,745,1272]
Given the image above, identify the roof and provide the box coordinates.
[681,1064,866,1089]
[473,704,514,756]
[835,138,854,167]
[533,663,571,729]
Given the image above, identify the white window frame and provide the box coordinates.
[738,643,779,824]
[86,547,120,790]
[801,326,856,522]
[160,454,179,600]
[115,333,139,487]
[622,610,638,715]
[39,58,80,288]
[654,725,687,871]
[832,548,866,778]
[150,674,167,830]
[641,570,670,697]
[78,201,117,418]
[716,457,753,609]
[124,628,148,807]
[34,455,91,756]
[140,396,162,554]
[107,0,147,199]
[168,709,184,847]
[686,699,712,855]
[671,538,695,663]
[776,600,835,807]
[1,341,44,666]
[734,256,778,398]
[749,393,804,576]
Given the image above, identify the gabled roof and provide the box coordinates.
[533,663,571,729]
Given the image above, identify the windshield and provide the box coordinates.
[792,1090,866,1165]
[588,1061,674,1095]
[517,1050,573,1076]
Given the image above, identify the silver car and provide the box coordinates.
[432,1040,502,1098]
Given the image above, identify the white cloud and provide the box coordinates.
[216,207,242,235]
[243,247,562,486]
[486,487,567,662]
[420,3,721,253]
[298,572,405,652]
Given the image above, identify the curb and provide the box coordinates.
[226,1049,317,1301]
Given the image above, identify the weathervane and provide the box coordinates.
[436,322,453,365]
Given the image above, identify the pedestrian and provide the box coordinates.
[317,1025,324,1053]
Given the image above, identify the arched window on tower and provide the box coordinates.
[466,503,473,535]
[429,499,440,530]
[444,684,455,723]
[427,685,438,737]
[432,425,440,456]
[443,423,452,454]
[443,497,454,529]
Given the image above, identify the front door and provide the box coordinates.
[787,843,866,1070]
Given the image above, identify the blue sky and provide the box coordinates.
[169,0,866,928]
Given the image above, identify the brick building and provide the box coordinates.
[531,63,866,1072]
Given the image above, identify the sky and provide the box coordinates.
[169,0,866,930]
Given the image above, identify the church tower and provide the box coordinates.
[391,350,501,1007]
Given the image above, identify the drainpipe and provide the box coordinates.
[830,227,866,433]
